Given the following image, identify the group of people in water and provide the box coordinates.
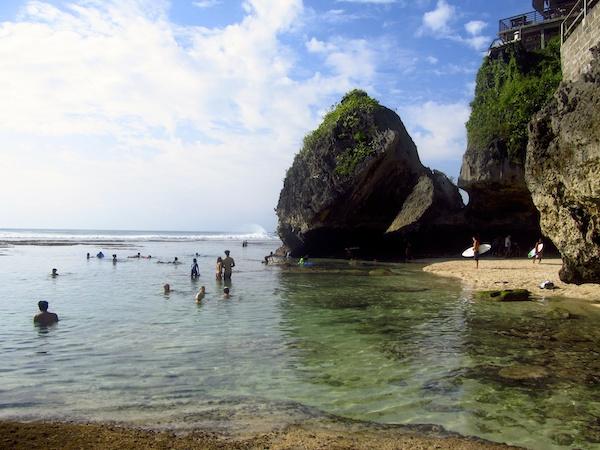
[38,249,239,327]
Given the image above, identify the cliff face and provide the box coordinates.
[459,138,539,232]
[276,90,463,257]
[526,46,600,284]
[459,41,562,240]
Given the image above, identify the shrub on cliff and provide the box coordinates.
[466,38,562,163]
[299,89,380,176]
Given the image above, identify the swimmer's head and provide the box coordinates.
[223,287,230,294]
[164,283,170,292]
[51,268,58,274]
[38,301,49,312]
[174,257,178,261]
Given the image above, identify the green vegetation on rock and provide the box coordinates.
[300,89,380,176]
[466,38,562,163]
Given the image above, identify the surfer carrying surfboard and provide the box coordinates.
[473,235,480,269]
[533,238,544,264]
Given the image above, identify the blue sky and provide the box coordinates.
[0,0,531,231]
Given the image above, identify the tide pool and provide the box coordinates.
[1,234,599,449]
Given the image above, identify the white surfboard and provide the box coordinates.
[528,243,544,258]
[462,243,491,258]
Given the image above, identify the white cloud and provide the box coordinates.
[401,101,470,162]
[418,2,489,52]
[426,55,438,64]
[192,0,221,8]
[0,0,383,230]
[421,0,455,34]
[465,20,486,36]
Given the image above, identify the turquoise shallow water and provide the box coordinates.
[1,233,600,449]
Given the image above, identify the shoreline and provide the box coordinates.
[421,257,600,303]
[0,419,522,450]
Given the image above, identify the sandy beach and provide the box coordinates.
[422,258,600,303]
[0,420,522,450]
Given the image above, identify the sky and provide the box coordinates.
[0,0,532,232]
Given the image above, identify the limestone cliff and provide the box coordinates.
[276,90,463,257]
[459,41,562,241]
[526,45,600,284]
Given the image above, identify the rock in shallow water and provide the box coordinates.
[498,365,549,381]
[475,289,531,302]
[276,90,464,257]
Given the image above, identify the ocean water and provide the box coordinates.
[1,229,600,449]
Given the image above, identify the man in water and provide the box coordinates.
[86,252,91,259]
[223,287,230,299]
[34,301,59,326]
[163,283,171,294]
[112,254,117,263]
[222,250,235,279]
[191,258,200,278]
[195,286,205,303]
[51,268,59,277]
[97,251,104,258]
[263,252,274,264]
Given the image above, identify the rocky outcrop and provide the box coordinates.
[526,46,600,284]
[458,139,540,235]
[276,90,464,257]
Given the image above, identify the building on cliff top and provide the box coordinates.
[489,0,581,56]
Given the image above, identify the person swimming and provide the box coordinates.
[128,252,141,258]
[172,257,181,265]
[34,301,59,326]
[163,283,171,294]
[223,287,230,299]
[51,268,59,277]
[195,286,206,303]
[112,254,117,263]
[86,252,91,259]
[97,251,105,258]
[191,258,199,278]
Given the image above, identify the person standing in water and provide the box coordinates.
[215,257,223,280]
[533,238,544,264]
[195,286,205,303]
[222,250,235,280]
[34,301,59,326]
[51,268,59,277]
[472,235,481,269]
[191,258,200,278]
[223,287,231,299]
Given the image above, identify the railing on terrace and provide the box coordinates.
[499,8,570,33]
[561,0,599,42]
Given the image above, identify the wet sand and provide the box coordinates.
[0,420,521,450]
[422,258,600,302]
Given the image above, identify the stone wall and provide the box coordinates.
[561,1,600,81]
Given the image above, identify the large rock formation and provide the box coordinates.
[458,139,540,236]
[458,41,563,245]
[526,46,600,284]
[276,90,463,257]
